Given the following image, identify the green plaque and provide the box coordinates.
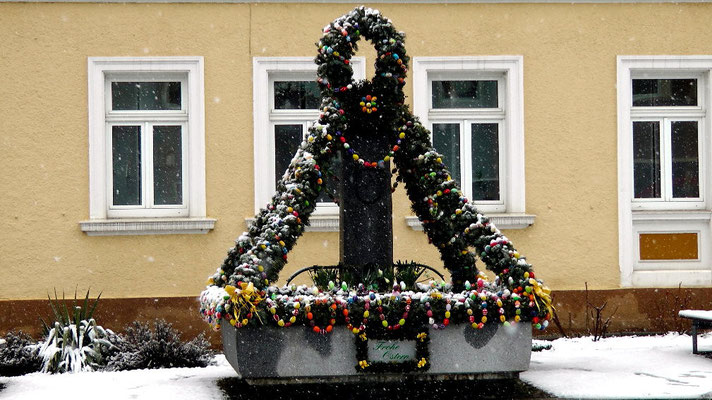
[367,340,417,363]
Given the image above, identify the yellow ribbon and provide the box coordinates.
[529,278,554,316]
[225,282,264,325]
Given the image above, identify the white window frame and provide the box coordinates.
[252,57,365,232]
[617,56,712,287]
[82,57,213,235]
[629,71,706,210]
[411,56,532,229]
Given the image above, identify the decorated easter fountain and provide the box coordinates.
[200,7,552,383]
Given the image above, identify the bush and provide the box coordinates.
[37,290,116,373]
[0,331,42,376]
[106,319,213,371]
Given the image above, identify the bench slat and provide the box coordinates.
[679,310,712,321]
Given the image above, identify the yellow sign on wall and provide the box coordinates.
[639,233,698,261]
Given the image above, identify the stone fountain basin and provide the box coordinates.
[221,320,531,383]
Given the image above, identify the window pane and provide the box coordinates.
[153,126,183,205]
[112,126,142,206]
[632,121,661,199]
[432,80,498,109]
[432,123,461,184]
[316,154,340,203]
[632,79,697,107]
[471,123,500,201]
[671,121,699,198]
[112,82,181,110]
[274,81,320,109]
[275,125,303,187]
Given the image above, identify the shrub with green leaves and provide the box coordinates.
[0,331,42,376]
[37,290,115,373]
[106,319,212,371]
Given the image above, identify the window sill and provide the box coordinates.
[80,218,216,236]
[245,215,339,232]
[405,213,536,231]
[631,210,712,221]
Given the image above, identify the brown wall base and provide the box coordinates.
[0,296,221,348]
[1,287,710,346]
[537,287,712,338]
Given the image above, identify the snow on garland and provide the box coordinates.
[200,7,553,336]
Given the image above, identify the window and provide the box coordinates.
[252,57,365,231]
[83,57,213,235]
[617,56,712,287]
[411,56,532,229]
[430,78,505,208]
[630,77,704,209]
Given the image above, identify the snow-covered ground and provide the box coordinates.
[0,333,710,399]
[522,333,712,399]
[0,357,236,400]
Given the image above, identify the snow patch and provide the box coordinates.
[0,355,235,400]
[522,333,712,399]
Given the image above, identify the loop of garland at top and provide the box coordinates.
[203,7,552,327]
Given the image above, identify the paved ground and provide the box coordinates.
[217,377,556,399]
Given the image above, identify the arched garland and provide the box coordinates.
[201,7,552,334]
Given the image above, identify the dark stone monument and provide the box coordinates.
[339,130,393,271]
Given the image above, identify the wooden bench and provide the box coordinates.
[678,310,712,354]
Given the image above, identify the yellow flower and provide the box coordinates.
[359,360,369,369]
[416,332,428,342]
[417,358,427,368]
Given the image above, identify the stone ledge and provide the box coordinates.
[405,213,536,231]
[79,218,216,236]
[246,215,339,232]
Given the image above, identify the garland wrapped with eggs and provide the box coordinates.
[200,7,552,344]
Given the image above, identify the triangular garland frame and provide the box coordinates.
[202,6,552,330]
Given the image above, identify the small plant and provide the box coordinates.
[0,331,42,376]
[37,289,115,373]
[310,266,340,291]
[652,283,693,334]
[531,340,553,352]
[584,282,618,342]
[394,261,432,289]
[106,319,212,371]
[307,261,440,292]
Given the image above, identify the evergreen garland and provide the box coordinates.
[200,7,552,338]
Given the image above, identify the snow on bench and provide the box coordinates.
[679,310,712,321]
[679,309,712,354]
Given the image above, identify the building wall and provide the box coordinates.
[1,2,712,308]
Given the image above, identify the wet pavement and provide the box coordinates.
[218,377,556,399]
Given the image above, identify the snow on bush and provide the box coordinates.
[106,319,212,371]
[0,331,42,376]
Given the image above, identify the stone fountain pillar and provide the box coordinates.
[339,132,393,272]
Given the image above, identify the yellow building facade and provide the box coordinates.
[2,0,712,336]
